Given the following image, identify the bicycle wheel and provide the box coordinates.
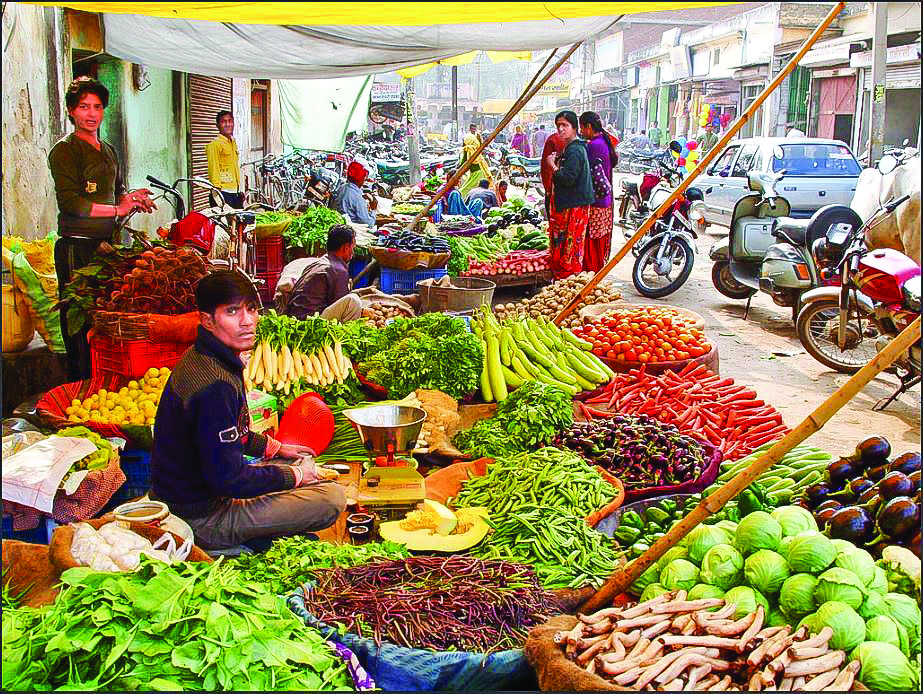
[632,235,695,299]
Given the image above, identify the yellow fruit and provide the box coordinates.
[99,389,108,397]
[128,380,140,390]
[68,414,79,422]
[65,406,76,415]
[145,417,155,425]
[145,367,159,379]
[159,367,170,376]
[71,398,81,407]
[118,387,129,396]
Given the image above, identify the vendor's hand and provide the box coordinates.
[277,443,316,460]
[125,189,157,213]
[545,154,558,171]
[292,458,337,486]
[98,241,114,254]
[115,197,142,217]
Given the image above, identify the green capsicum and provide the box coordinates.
[620,511,644,529]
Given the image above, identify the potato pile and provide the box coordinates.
[362,302,412,328]
[66,367,170,426]
[493,273,622,330]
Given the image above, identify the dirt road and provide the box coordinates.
[598,209,920,458]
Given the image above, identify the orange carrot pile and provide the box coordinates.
[581,362,789,461]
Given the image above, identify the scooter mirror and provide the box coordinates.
[878,154,898,175]
[772,145,785,160]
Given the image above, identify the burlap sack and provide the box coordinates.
[1,539,61,608]
[525,614,630,691]
[48,515,212,573]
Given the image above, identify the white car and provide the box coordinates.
[697,137,862,227]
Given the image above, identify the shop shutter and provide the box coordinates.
[861,64,921,92]
[187,74,233,211]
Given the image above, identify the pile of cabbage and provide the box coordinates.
[631,505,921,691]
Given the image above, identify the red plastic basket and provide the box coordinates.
[255,236,285,275]
[256,269,281,306]
[90,331,192,381]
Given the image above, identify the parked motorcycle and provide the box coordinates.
[630,149,710,299]
[618,154,681,234]
[795,193,919,409]
[497,145,541,184]
[708,146,863,320]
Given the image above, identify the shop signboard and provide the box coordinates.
[371,82,402,103]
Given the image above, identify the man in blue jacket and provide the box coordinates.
[150,270,345,551]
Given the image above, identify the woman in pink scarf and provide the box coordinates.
[510,125,531,157]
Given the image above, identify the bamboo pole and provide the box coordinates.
[582,314,921,613]
[552,1,846,325]
[405,44,577,229]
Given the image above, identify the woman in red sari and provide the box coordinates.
[579,111,618,272]
[545,111,594,279]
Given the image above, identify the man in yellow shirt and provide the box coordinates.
[206,110,242,208]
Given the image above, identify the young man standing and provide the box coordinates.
[150,271,345,551]
[206,110,243,208]
[648,121,663,148]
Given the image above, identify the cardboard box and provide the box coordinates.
[247,389,279,437]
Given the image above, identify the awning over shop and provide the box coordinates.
[30,1,738,79]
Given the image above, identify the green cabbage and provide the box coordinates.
[770,506,818,537]
[814,567,868,610]
[851,641,920,691]
[735,511,782,555]
[714,520,739,537]
[657,546,689,572]
[835,547,877,586]
[700,544,744,591]
[859,592,888,621]
[869,565,889,594]
[687,584,725,603]
[640,583,670,603]
[767,607,791,628]
[882,593,922,658]
[660,559,700,592]
[686,525,733,564]
[804,601,865,651]
[744,549,790,596]
[778,535,795,560]
[724,586,769,620]
[629,563,662,596]
[779,573,818,619]
[866,615,910,657]
[830,538,855,554]
[786,531,837,574]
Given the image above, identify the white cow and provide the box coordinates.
[850,156,921,265]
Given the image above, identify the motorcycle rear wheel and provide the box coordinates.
[620,197,638,234]
[711,261,757,300]
[795,299,880,373]
[632,235,695,299]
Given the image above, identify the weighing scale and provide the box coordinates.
[343,405,428,521]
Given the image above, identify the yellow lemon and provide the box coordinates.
[118,387,129,397]
[128,380,140,390]
[65,406,76,415]
[68,414,80,422]
[71,398,81,407]
[145,367,159,379]
[145,417,155,425]
[159,367,170,376]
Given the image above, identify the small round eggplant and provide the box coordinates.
[878,472,915,501]
[861,493,883,515]
[858,486,881,505]
[867,464,889,482]
[850,436,892,470]
[825,460,856,489]
[909,469,921,491]
[848,478,875,497]
[889,452,922,475]
[817,499,844,513]
[827,507,876,543]
[876,497,921,539]
[804,482,834,507]
[815,507,839,529]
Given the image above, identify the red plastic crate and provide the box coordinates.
[255,236,285,275]
[256,269,281,307]
[90,332,193,380]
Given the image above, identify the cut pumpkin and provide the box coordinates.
[379,506,490,552]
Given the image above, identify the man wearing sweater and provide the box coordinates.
[150,271,345,551]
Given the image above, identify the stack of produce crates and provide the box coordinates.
[379,267,447,295]
[101,448,152,513]
[255,236,285,306]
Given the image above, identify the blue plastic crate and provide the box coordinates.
[102,449,151,512]
[348,256,372,289]
[379,267,447,295]
[2,515,58,544]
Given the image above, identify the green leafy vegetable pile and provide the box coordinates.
[1,559,355,691]
[349,314,484,399]
[229,539,410,595]
[58,426,113,475]
[453,380,573,458]
[282,207,345,253]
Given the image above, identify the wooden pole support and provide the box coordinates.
[552,1,846,325]
[406,44,578,229]
[581,314,921,613]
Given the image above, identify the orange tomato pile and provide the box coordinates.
[572,306,711,363]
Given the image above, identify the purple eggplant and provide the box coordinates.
[825,460,855,489]
[878,472,915,501]
[848,436,891,470]
[867,464,889,482]
[815,507,839,529]
[828,507,875,544]
[889,452,921,475]
[804,482,834,508]
[909,469,921,491]
[816,499,844,513]
[876,497,921,539]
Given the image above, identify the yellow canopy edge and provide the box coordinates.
[27,2,741,26]
[397,51,531,79]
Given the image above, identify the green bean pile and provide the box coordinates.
[450,447,622,589]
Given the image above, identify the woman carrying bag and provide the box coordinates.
[544,111,594,279]
[579,111,618,272]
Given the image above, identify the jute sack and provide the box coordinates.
[1,539,61,608]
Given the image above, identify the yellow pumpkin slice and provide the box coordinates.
[379,507,490,552]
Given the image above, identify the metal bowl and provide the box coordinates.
[342,405,427,455]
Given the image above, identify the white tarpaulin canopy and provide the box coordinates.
[279,76,373,152]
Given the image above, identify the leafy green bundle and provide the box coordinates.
[229,539,410,595]
[1,560,354,692]
[283,207,345,252]
[453,380,573,458]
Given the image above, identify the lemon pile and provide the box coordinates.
[66,367,171,426]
